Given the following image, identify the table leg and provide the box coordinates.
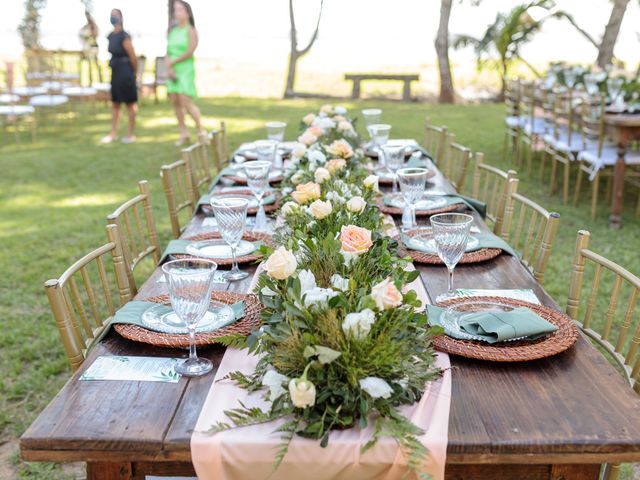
[402,80,411,102]
[609,142,627,229]
[86,461,133,480]
[351,80,361,99]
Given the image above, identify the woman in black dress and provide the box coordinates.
[101,8,138,144]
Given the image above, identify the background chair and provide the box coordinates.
[470,152,517,234]
[502,79,521,163]
[500,178,560,284]
[444,132,472,192]
[44,224,132,371]
[161,159,196,238]
[143,56,168,103]
[107,180,161,295]
[209,121,229,170]
[182,142,213,202]
[423,117,448,165]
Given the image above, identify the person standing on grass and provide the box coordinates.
[167,0,206,147]
[101,8,138,144]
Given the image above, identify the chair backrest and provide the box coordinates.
[580,93,606,157]
[155,56,168,85]
[470,153,517,234]
[501,178,560,284]
[44,224,132,371]
[444,132,472,192]
[423,117,448,165]
[519,81,537,132]
[161,159,196,238]
[107,180,161,294]
[550,87,579,145]
[182,142,212,201]
[209,122,230,170]
[504,79,521,117]
[136,55,146,81]
[567,230,640,393]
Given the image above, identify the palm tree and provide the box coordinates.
[452,0,593,99]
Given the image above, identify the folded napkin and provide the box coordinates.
[383,193,487,218]
[110,300,244,332]
[401,231,517,257]
[211,166,242,187]
[198,192,276,210]
[427,304,557,343]
[160,239,262,264]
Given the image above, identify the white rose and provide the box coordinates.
[309,199,332,220]
[308,149,327,165]
[264,246,297,280]
[342,308,376,339]
[325,191,345,204]
[317,117,336,131]
[334,106,347,115]
[289,377,316,408]
[292,143,307,158]
[303,287,339,308]
[359,377,394,399]
[262,369,289,401]
[320,104,334,114]
[370,278,403,310]
[281,201,298,216]
[363,175,380,192]
[290,171,304,185]
[297,269,317,294]
[261,286,277,296]
[302,113,316,126]
[330,273,349,292]
[314,167,331,183]
[346,196,366,213]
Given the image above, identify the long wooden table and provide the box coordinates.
[20,160,640,480]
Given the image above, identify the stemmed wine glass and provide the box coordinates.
[243,160,271,233]
[382,144,406,195]
[430,213,474,301]
[369,123,391,170]
[162,259,217,376]
[397,167,429,231]
[210,197,250,281]
[265,122,286,168]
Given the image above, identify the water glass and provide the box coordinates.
[362,108,382,136]
[210,197,250,281]
[369,123,391,169]
[162,259,217,376]
[397,167,429,231]
[607,77,625,109]
[382,144,406,194]
[430,213,474,300]
[265,121,286,142]
[254,139,278,168]
[243,160,271,233]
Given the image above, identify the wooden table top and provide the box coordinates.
[20,162,640,467]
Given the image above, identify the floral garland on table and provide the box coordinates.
[212,105,443,478]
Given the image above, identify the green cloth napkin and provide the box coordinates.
[401,231,517,257]
[427,304,557,343]
[211,166,241,187]
[383,193,487,218]
[160,239,263,264]
[198,192,276,210]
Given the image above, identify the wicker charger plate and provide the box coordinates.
[114,291,262,348]
[226,173,284,185]
[398,229,502,265]
[431,296,579,362]
[203,190,280,215]
[378,196,460,217]
[172,231,271,266]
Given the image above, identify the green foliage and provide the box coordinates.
[18,0,47,50]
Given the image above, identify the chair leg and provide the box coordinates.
[591,173,600,219]
[502,130,508,163]
[563,159,571,204]
[550,155,558,195]
[527,137,534,176]
[603,463,621,480]
[573,165,583,207]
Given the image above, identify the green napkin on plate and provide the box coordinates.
[383,193,487,218]
[401,231,517,257]
[211,166,242,187]
[159,239,263,264]
[427,304,557,343]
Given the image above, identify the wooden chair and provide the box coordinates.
[500,178,560,285]
[44,224,132,371]
[444,132,472,192]
[142,56,167,103]
[161,159,196,238]
[423,117,448,165]
[209,121,229,170]
[470,153,517,234]
[107,180,161,295]
[566,229,640,480]
[502,79,521,164]
[182,141,214,202]
[518,81,545,175]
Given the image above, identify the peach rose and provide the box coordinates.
[333,115,346,122]
[302,113,316,126]
[326,158,347,174]
[370,278,403,310]
[314,167,331,183]
[291,182,321,204]
[340,225,373,255]
[320,104,334,114]
[264,246,297,280]
[326,139,354,159]
[298,132,318,146]
[309,199,332,219]
[308,126,324,137]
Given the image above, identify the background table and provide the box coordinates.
[20,160,640,480]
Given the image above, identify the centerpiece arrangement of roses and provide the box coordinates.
[211,105,442,477]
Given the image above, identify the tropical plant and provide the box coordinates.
[18,0,47,50]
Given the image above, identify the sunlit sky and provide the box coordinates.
[1,0,639,74]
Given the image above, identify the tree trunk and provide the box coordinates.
[596,0,630,68]
[435,0,455,104]
[284,52,298,98]
[168,0,176,31]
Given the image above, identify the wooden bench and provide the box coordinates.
[344,73,420,101]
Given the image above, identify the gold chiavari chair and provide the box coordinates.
[502,79,522,164]
[444,132,472,192]
[182,141,213,202]
[161,159,196,238]
[423,117,448,165]
[44,224,132,371]
[518,81,545,175]
[107,180,161,295]
[470,153,517,234]
[566,229,640,480]
[500,178,560,285]
[209,121,229,171]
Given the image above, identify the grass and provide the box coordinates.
[1,96,639,479]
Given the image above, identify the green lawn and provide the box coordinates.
[1,97,639,478]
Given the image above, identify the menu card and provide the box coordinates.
[80,356,181,383]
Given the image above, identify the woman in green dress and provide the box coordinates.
[166,0,205,146]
